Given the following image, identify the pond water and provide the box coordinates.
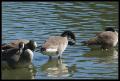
[2,2,118,79]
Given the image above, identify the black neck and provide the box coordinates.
[105,27,115,32]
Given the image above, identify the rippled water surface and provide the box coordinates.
[2,2,118,79]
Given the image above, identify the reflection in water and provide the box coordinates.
[2,53,34,69]
[83,48,118,64]
[40,59,77,78]
[40,59,69,78]
[2,64,36,80]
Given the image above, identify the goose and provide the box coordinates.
[2,40,37,65]
[40,30,76,59]
[18,40,36,63]
[2,42,25,68]
[81,27,118,49]
[2,39,37,51]
[18,49,34,63]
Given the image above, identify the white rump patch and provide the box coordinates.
[46,48,57,52]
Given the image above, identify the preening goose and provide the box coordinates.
[2,42,24,68]
[18,49,34,63]
[40,31,76,59]
[2,39,37,67]
[81,27,118,49]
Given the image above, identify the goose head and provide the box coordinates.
[17,42,25,55]
[19,42,24,49]
[105,27,115,32]
[26,40,37,51]
[61,31,76,45]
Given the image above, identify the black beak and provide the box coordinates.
[40,47,46,52]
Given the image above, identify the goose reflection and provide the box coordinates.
[83,48,118,63]
[40,58,76,78]
[2,64,36,80]
[2,56,34,69]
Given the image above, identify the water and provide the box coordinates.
[2,2,118,79]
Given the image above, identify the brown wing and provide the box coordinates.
[97,31,117,45]
[42,36,68,49]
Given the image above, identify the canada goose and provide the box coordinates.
[18,49,34,63]
[2,42,24,68]
[81,27,118,49]
[2,39,37,65]
[2,39,37,51]
[40,31,76,59]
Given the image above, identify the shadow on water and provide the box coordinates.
[73,47,118,79]
[40,58,77,79]
[82,48,118,64]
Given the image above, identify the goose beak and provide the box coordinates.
[41,47,46,52]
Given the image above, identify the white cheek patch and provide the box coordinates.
[46,48,57,52]
[34,42,37,48]
[22,44,24,49]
